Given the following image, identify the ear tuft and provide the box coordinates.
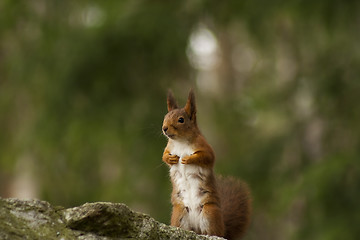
[184,88,197,122]
[167,90,178,112]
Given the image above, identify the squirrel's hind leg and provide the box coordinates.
[171,203,186,227]
[201,203,225,237]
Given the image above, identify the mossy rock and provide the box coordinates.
[0,197,224,239]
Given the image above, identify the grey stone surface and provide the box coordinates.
[0,197,224,239]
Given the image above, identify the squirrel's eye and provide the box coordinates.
[178,117,184,123]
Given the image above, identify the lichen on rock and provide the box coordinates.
[0,197,224,240]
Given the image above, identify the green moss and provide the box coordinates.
[0,198,223,240]
[0,198,76,239]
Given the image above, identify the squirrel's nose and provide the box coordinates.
[163,126,168,133]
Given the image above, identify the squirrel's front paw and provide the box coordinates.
[181,156,192,164]
[167,154,179,164]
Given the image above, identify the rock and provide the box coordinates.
[0,197,224,239]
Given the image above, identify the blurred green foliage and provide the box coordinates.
[1,1,359,239]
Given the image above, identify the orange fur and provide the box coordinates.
[162,90,251,239]
[170,203,186,226]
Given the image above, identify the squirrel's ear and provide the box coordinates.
[167,90,178,112]
[184,89,196,122]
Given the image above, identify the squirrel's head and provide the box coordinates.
[162,89,199,141]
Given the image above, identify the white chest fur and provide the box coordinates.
[168,140,210,232]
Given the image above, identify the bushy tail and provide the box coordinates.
[217,176,252,240]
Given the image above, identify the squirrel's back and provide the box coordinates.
[217,176,252,240]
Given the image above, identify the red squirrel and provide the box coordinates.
[162,89,252,239]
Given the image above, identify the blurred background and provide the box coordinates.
[1,1,360,239]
